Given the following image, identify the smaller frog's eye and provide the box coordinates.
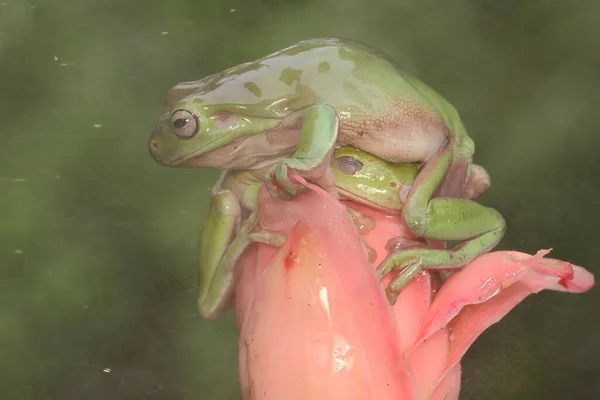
[212,111,238,129]
[333,156,363,175]
[170,110,198,139]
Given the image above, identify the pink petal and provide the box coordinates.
[237,184,415,400]
[429,363,461,400]
[406,326,451,398]
[410,250,595,392]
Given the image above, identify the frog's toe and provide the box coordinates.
[385,237,427,252]
[265,175,296,200]
[248,230,287,247]
[265,163,305,200]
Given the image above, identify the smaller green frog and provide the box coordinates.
[331,147,505,303]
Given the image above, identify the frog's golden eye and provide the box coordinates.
[170,110,198,139]
[333,156,363,175]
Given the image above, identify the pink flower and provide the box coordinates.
[235,180,594,400]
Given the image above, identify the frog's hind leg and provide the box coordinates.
[378,197,506,304]
[198,187,286,319]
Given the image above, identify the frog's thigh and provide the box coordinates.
[422,198,505,241]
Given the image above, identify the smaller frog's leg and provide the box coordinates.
[266,104,339,200]
[197,187,286,319]
[379,197,506,304]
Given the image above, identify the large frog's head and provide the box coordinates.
[331,146,420,214]
[149,79,285,169]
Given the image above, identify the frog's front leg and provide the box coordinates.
[198,188,285,319]
[378,197,506,304]
[265,104,339,200]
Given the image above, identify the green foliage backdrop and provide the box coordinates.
[1,0,598,398]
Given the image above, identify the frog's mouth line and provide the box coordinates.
[165,121,288,167]
[166,131,242,167]
[337,188,400,215]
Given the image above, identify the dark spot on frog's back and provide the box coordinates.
[318,61,331,73]
[279,67,303,86]
[244,82,262,98]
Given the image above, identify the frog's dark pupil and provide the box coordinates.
[173,118,189,129]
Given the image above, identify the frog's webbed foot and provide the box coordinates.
[246,230,287,248]
[265,104,340,200]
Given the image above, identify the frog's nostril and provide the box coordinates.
[149,139,163,163]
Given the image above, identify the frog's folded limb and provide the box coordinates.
[197,190,286,319]
[266,104,339,201]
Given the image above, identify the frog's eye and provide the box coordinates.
[170,110,198,139]
[333,156,363,175]
[212,111,238,129]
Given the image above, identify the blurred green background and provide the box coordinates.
[1,0,599,398]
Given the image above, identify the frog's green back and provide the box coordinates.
[183,37,473,154]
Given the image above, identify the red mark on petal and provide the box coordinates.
[557,266,575,288]
[285,251,297,270]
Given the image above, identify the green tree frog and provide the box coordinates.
[148,38,506,306]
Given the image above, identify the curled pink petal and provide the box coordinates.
[406,250,595,393]
[420,250,595,343]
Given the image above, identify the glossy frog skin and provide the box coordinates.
[149,38,505,304]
